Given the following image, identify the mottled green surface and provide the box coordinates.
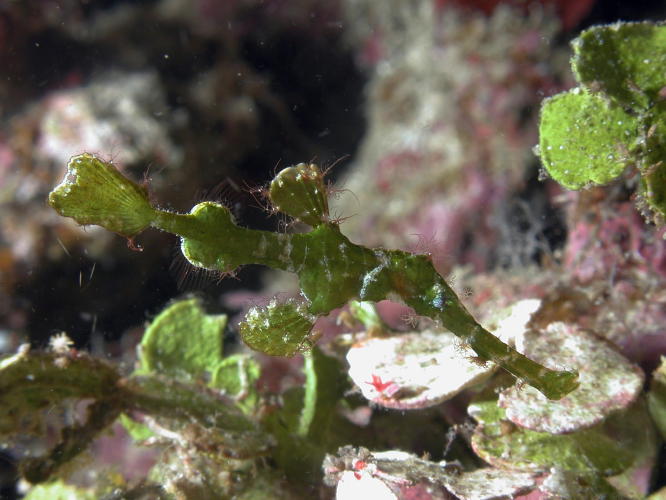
[541,469,626,499]
[138,298,227,380]
[538,89,637,189]
[122,298,275,495]
[211,354,261,414]
[49,154,155,239]
[136,297,263,414]
[130,298,263,440]
[298,348,347,440]
[572,22,666,108]
[538,21,666,224]
[119,412,155,441]
[471,396,653,478]
[239,300,316,356]
[269,162,329,226]
[264,347,347,481]
[348,300,388,331]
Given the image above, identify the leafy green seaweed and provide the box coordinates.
[538,21,666,223]
[571,21,666,109]
[470,394,655,498]
[0,351,268,481]
[538,89,637,189]
[264,347,348,481]
[138,297,227,380]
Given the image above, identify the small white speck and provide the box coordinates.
[49,332,74,354]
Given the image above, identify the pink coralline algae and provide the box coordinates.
[558,191,666,371]
[335,2,571,275]
[565,199,666,284]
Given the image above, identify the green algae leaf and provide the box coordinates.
[48,154,156,239]
[126,300,261,441]
[240,299,316,356]
[542,21,666,224]
[119,413,154,441]
[210,354,261,414]
[538,89,638,189]
[264,348,347,481]
[572,22,666,109]
[470,396,652,479]
[348,300,388,332]
[298,347,347,440]
[24,480,96,500]
[138,298,227,380]
[264,387,323,481]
